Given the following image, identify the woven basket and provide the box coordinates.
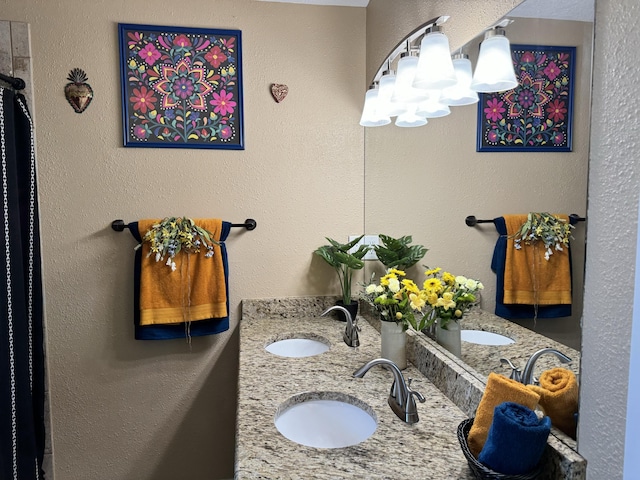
[457,418,543,480]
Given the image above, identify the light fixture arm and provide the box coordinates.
[368,15,449,88]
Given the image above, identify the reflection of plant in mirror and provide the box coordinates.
[422,267,484,330]
[314,236,370,305]
[374,235,428,271]
[511,212,574,260]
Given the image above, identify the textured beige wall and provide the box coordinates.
[364,17,592,351]
[2,1,365,479]
[579,0,640,477]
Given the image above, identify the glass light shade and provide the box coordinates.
[413,30,457,90]
[395,106,428,128]
[440,56,479,106]
[377,71,407,117]
[470,29,518,93]
[415,91,451,118]
[390,54,428,104]
[359,87,391,127]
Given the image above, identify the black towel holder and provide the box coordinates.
[0,72,26,91]
[465,214,586,227]
[111,218,257,232]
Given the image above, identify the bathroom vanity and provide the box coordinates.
[236,297,586,479]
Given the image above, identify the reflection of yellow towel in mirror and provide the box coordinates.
[527,368,578,439]
[468,372,541,457]
[503,214,572,305]
[138,218,227,325]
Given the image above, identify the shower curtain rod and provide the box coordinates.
[111,218,257,232]
[0,72,26,90]
[465,214,586,227]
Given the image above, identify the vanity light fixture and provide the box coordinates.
[359,16,519,128]
[416,90,451,118]
[395,106,428,128]
[359,84,391,127]
[377,68,404,117]
[440,53,479,106]
[390,49,428,104]
[413,25,457,90]
[470,26,518,93]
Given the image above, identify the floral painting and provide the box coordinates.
[477,45,575,152]
[118,23,243,149]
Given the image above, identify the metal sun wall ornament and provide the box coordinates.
[270,83,288,103]
[476,44,576,152]
[118,23,244,150]
[64,68,93,113]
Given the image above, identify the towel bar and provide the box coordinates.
[111,218,257,232]
[0,72,26,90]
[465,214,585,227]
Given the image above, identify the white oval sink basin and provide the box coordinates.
[265,335,330,358]
[462,330,515,346]
[275,392,377,448]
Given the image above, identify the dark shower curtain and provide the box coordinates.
[0,85,46,479]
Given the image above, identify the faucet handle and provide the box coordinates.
[407,378,426,403]
[500,358,522,382]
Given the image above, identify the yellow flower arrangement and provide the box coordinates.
[361,269,430,331]
[422,267,484,330]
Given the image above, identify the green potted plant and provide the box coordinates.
[374,234,427,271]
[314,235,370,321]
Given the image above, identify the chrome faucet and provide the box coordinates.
[321,305,360,347]
[500,348,572,385]
[353,358,426,424]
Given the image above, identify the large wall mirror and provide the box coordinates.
[364,0,594,451]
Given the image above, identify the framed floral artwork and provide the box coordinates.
[477,44,575,152]
[118,23,244,149]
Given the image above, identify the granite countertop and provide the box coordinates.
[237,297,586,480]
[236,299,475,479]
[459,309,580,381]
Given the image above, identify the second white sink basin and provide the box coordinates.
[274,392,377,448]
[265,334,330,358]
[462,330,515,346]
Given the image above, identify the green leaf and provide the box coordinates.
[313,245,341,268]
[333,251,364,270]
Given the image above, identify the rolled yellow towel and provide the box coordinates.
[468,372,541,457]
[527,368,578,439]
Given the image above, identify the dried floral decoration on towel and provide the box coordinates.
[136,216,219,270]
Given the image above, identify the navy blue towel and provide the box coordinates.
[130,221,231,340]
[478,402,551,475]
[491,216,573,319]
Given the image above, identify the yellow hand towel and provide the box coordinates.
[527,368,578,439]
[503,214,572,305]
[138,218,227,325]
[468,372,541,457]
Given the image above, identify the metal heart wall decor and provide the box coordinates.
[270,83,288,103]
[64,68,93,114]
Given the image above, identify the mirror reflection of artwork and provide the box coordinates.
[477,44,575,152]
[118,23,244,150]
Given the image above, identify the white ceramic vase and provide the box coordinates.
[435,318,462,358]
[380,320,407,369]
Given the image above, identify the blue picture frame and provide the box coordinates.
[476,44,575,152]
[118,23,244,150]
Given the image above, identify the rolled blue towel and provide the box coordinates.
[478,401,551,475]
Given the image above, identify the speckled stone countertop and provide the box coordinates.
[237,297,474,480]
[459,308,580,381]
[457,308,581,451]
[238,297,586,480]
